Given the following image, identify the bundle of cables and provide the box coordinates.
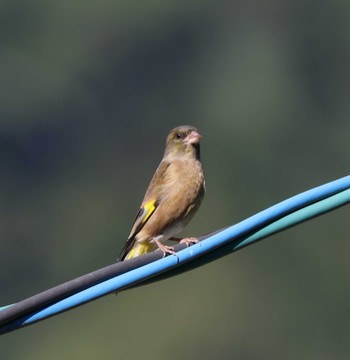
[1,175,350,335]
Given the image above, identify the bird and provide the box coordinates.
[118,125,205,261]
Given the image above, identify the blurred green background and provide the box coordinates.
[1,1,350,359]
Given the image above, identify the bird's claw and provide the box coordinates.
[162,246,176,257]
[179,237,199,247]
[158,243,177,258]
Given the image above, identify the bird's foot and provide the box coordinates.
[179,237,199,247]
[153,238,177,258]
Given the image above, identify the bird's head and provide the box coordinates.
[165,125,201,160]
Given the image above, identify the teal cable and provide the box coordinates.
[237,188,350,249]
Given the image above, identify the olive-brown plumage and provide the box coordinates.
[118,125,205,261]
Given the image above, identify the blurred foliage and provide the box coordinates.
[1,1,350,359]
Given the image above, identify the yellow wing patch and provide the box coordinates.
[142,199,157,225]
[128,198,159,240]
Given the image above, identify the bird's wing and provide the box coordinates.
[117,199,159,261]
[118,161,170,261]
[128,198,160,240]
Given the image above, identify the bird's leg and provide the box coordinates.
[169,237,199,247]
[152,237,177,257]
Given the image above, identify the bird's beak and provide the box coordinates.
[185,130,201,145]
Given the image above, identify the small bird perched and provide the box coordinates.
[118,125,205,261]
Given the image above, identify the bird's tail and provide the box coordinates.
[122,241,156,260]
[118,237,156,262]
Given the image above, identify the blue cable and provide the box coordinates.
[1,175,350,334]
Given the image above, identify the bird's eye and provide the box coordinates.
[176,132,182,139]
